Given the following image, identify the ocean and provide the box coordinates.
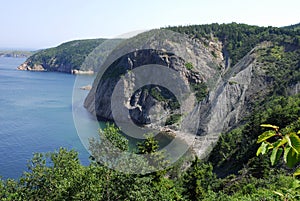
[0,57,99,179]
[0,57,181,179]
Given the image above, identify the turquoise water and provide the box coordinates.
[0,57,95,179]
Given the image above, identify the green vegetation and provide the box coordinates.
[1,121,300,200]
[185,62,194,70]
[209,94,300,177]
[150,87,168,102]
[165,114,181,125]
[167,22,300,66]
[257,124,300,173]
[149,85,180,110]
[190,82,208,102]
[26,39,107,72]
[284,23,300,31]
[102,65,128,79]
[256,44,300,96]
[228,80,238,85]
[256,124,300,200]
[210,50,217,58]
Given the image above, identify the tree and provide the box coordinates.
[181,157,216,200]
[89,123,130,170]
[89,124,180,200]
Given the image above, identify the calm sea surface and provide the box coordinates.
[0,57,98,179]
[0,57,180,179]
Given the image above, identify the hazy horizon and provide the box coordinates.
[1,0,299,50]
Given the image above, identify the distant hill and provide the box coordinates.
[283,22,300,31]
[18,38,123,73]
[0,50,33,58]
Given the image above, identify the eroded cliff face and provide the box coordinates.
[193,47,269,156]
[84,49,205,128]
[84,30,224,129]
[84,30,290,158]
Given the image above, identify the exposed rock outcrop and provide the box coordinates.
[84,30,297,158]
[17,62,45,71]
[193,47,268,156]
[84,30,225,155]
[72,69,94,75]
[84,49,203,126]
[80,85,92,90]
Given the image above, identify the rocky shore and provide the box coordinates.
[17,62,45,71]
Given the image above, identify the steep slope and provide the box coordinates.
[206,41,300,176]
[172,23,300,174]
[85,24,300,163]
[84,30,224,142]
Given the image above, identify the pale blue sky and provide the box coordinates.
[1,0,299,49]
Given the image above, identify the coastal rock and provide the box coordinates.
[72,69,94,75]
[17,62,45,71]
[80,85,92,90]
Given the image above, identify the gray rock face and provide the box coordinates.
[194,48,260,156]
[84,30,224,126]
[84,49,203,127]
[84,30,285,158]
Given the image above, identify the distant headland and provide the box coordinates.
[0,50,33,58]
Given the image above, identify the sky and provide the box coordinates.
[1,0,299,49]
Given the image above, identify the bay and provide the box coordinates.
[0,57,96,179]
[0,57,185,179]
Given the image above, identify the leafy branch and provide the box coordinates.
[257,124,300,175]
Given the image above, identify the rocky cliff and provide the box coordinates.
[84,28,300,158]
[84,29,224,156]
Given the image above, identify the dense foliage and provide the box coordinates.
[167,22,300,66]
[208,94,300,177]
[284,23,300,31]
[256,43,300,96]
[1,123,299,200]
[26,39,106,71]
